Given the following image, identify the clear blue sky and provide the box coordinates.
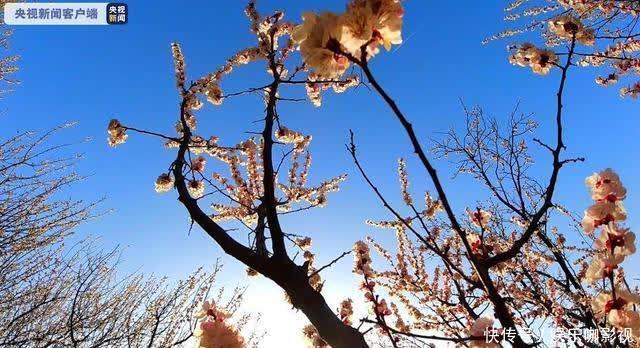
[2,0,638,345]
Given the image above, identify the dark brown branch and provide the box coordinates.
[346,44,530,347]
[308,250,352,278]
[262,29,288,260]
[487,37,577,268]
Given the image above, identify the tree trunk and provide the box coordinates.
[271,258,370,348]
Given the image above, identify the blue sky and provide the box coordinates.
[2,0,639,346]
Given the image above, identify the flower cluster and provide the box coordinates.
[192,156,207,173]
[169,36,267,116]
[194,300,245,348]
[398,158,412,205]
[596,73,619,86]
[620,82,640,99]
[423,192,444,218]
[275,127,308,145]
[467,233,491,258]
[188,179,206,199]
[374,298,391,316]
[591,289,640,338]
[292,0,403,78]
[293,12,348,78]
[304,73,360,107]
[291,236,322,290]
[583,39,640,98]
[509,43,558,75]
[154,173,174,193]
[468,208,492,228]
[186,94,204,111]
[338,299,354,326]
[496,0,640,98]
[295,236,313,251]
[548,15,595,45]
[178,128,343,226]
[302,324,329,348]
[278,134,347,210]
[581,169,639,339]
[557,0,640,16]
[578,40,640,68]
[353,240,374,277]
[352,239,401,342]
[107,119,127,147]
[340,0,403,57]
[582,169,628,234]
[206,82,223,105]
[171,43,186,90]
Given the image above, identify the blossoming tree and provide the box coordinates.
[0,127,262,347]
[0,0,19,92]
[489,0,640,97]
[0,14,260,346]
[109,0,639,347]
